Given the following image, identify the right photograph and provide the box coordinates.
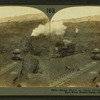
[50,6,100,87]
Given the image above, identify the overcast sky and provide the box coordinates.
[1,6,100,20]
[52,6,100,21]
[0,6,42,18]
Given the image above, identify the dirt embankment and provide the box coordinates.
[0,13,49,68]
[62,15,100,47]
[50,53,92,81]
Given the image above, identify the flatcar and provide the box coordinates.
[91,48,100,60]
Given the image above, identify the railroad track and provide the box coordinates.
[49,61,97,87]
[0,61,19,77]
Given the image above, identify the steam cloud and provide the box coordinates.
[51,21,67,35]
[31,21,67,36]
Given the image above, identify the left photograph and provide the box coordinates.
[0,6,50,87]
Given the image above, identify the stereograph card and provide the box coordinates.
[0,2,99,96]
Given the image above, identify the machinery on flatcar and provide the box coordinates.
[53,40,75,57]
[91,48,100,60]
[12,49,23,60]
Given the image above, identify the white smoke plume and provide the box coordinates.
[63,39,72,46]
[75,26,79,33]
[31,23,49,36]
[31,21,67,36]
[51,21,67,35]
